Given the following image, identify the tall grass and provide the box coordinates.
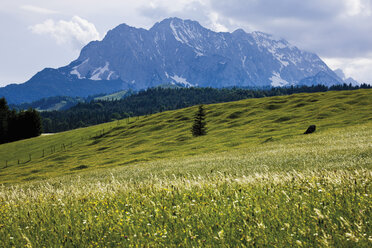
[0,123,371,247]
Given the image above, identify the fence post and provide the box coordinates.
[42,149,45,157]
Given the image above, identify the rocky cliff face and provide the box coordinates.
[0,17,343,104]
[68,17,341,88]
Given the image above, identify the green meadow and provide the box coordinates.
[0,89,371,247]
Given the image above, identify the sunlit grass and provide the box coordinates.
[0,89,371,184]
[0,122,371,247]
[1,169,370,247]
[0,89,371,246]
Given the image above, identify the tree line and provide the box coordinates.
[40,83,371,133]
[0,98,42,144]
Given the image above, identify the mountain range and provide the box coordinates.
[0,17,352,104]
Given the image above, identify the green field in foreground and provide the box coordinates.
[0,89,371,247]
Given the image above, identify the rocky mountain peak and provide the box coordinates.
[0,17,345,104]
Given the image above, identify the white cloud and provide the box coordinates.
[207,12,228,32]
[323,56,372,83]
[29,16,100,49]
[343,0,372,16]
[205,0,372,82]
[2,0,372,85]
[20,5,58,15]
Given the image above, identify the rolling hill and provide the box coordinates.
[0,89,370,184]
[0,89,371,246]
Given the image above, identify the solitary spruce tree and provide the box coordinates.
[191,105,207,137]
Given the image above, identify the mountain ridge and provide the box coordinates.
[0,17,344,104]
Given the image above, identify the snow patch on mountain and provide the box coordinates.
[70,59,89,79]
[90,62,111,81]
[270,72,290,87]
[170,20,187,44]
[170,75,193,87]
[195,50,204,57]
[241,56,247,67]
[251,31,293,69]
[170,19,205,57]
[70,68,82,79]
[275,54,289,68]
[107,71,115,80]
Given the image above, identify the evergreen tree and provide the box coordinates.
[0,98,42,144]
[0,98,9,143]
[191,105,207,137]
[24,109,43,138]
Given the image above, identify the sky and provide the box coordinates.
[1,0,372,87]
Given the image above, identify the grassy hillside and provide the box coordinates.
[0,89,371,247]
[40,84,370,133]
[0,89,371,184]
[10,96,84,112]
[93,90,132,101]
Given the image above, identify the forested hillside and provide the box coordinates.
[41,84,371,133]
[0,98,42,144]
